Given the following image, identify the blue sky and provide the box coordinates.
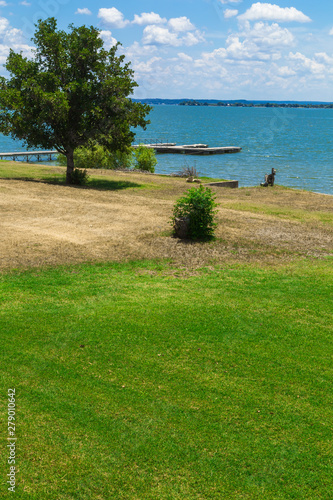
[1,0,333,100]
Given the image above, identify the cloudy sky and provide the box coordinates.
[2,0,333,100]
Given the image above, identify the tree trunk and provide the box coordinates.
[66,149,74,184]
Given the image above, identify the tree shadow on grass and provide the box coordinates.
[1,176,144,191]
[87,178,143,190]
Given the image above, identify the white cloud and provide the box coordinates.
[132,12,166,26]
[81,4,332,100]
[142,21,204,47]
[314,52,333,65]
[0,17,34,68]
[224,9,238,19]
[244,22,294,47]
[168,17,195,32]
[4,28,25,45]
[200,22,293,64]
[99,30,117,49]
[329,28,333,36]
[225,36,269,60]
[2,25,32,51]
[178,52,193,62]
[20,0,31,5]
[132,56,162,74]
[0,1,8,6]
[97,8,129,28]
[125,41,157,58]
[288,52,325,75]
[238,3,311,23]
[182,31,205,46]
[75,8,92,16]
[130,41,333,100]
[0,16,9,34]
[276,65,296,77]
[142,25,181,46]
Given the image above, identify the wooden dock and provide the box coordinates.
[0,143,242,162]
[0,150,58,162]
[133,143,242,155]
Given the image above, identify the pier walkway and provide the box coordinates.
[0,151,58,162]
[0,143,242,162]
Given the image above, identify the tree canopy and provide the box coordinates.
[0,17,150,183]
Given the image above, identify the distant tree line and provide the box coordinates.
[179,100,333,109]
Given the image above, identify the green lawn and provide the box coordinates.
[1,258,332,499]
[0,160,65,183]
[0,160,227,185]
[0,161,151,191]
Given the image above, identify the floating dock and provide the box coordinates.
[0,143,242,162]
[133,143,242,155]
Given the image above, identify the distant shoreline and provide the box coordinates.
[133,98,333,109]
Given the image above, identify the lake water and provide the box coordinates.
[135,106,333,195]
[1,105,332,194]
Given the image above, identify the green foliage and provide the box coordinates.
[71,144,111,170]
[0,17,150,183]
[172,185,218,240]
[133,144,157,172]
[108,149,134,170]
[57,143,133,170]
[68,168,89,185]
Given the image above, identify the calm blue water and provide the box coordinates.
[135,106,333,194]
[1,105,332,194]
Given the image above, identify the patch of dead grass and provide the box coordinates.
[0,165,332,270]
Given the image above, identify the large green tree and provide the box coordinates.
[0,18,150,183]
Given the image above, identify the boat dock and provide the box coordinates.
[133,143,242,155]
[0,143,242,161]
[0,150,58,161]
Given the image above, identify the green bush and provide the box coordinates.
[133,145,157,172]
[108,149,134,170]
[57,143,133,170]
[171,185,218,241]
[73,144,111,169]
[68,168,89,186]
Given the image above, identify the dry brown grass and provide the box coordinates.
[0,163,332,270]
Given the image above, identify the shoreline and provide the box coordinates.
[134,98,333,109]
[1,160,332,197]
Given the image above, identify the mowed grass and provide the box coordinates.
[0,161,150,191]
[0,160,226,190]
[1,258,333,499]
[0,160,65,183]
[221,201,333,226]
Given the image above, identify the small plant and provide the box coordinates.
[133,144,157,172]
[176,162,200,178]
[171,185,218,240]
[68,168,89,185]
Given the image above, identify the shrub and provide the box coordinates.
[176,163,200,178]
[68,168,89,186]
[133,145,157,172]
[171,185,218,241]
[57,143,133,170]
[74,144,111,169]
[109,149,134,170]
